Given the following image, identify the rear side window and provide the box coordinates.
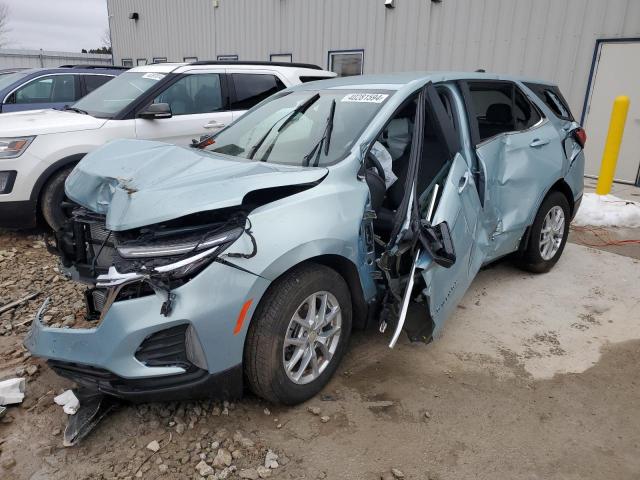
[84,75,112,94]
[524,83,574,121]
[466,81,543,142]
[468,82,514,141]
[230,74,286,110]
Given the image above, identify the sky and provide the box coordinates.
[4,0,109,52]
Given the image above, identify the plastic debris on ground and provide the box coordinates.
[54,389,80,415]
[0,378,26,405]
[573,193,640,228]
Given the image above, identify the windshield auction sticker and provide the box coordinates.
[142,72,165,81]
[341,93,389,103]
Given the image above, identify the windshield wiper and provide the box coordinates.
[303,98,336,167]
[247,93,320,161]
[64,105,88,115]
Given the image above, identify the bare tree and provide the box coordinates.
[101,27,111,49]
[0,2,10,49]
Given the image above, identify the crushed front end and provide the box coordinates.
[25,207,270,403]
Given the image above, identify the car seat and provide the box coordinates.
[479,103,513,139]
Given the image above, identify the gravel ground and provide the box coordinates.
[0,230,639,480]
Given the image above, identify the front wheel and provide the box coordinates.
[518,191,570,273]
[40,166,76,231]
[244,263,352,405]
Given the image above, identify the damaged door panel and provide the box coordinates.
[460,80,568,261]
[420,152,482,334]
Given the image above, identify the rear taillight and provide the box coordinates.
[573,127,587,148]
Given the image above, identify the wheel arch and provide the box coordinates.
[520,178,574,253]
[547,178,575,218]
[30,153,86,204]
[248,253,369,335]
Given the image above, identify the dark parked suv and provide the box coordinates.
[0,65,127,113]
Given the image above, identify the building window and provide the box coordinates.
[183,56,198,63]
[270,53,292,63]
[217,54,238,61]
[122,58,134,67]
[328,50,364,77]
[153,57,168,63]
[137,58,147,66]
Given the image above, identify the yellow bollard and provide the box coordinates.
[596,95,630,195]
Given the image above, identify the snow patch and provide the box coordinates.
[573,193,640,228]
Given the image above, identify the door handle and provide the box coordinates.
[529,138,550,148]
[458,171,471,194]
[203,120,225,129]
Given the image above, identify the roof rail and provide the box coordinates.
[59,64,129,70]
[188,60,323,70]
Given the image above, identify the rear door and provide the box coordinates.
[459,80,565,261]
[2,74,80,112]
[134,69,232,145]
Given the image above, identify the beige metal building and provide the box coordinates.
[108,0,640,184]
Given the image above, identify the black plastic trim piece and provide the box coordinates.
[0,200,37,229]
[0,170,17,194]
[48,360,244,403]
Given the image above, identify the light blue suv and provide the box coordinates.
[26,72,585,417]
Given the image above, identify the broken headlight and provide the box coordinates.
[117,227,243,258]
[116,226,244,280]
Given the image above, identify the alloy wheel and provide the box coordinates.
[282,291,342,385]
[539,205,565,261]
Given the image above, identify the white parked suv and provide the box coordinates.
[0,61,336,230]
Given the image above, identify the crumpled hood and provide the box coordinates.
[66,139,328,231]
[0,109,107,136]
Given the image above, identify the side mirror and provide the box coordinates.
[138,103,172,119]
[419,220,456,268]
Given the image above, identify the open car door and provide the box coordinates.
[381,82,483,346]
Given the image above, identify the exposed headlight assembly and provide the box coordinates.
[116,226,245,279]
[117,226,244,259]
[0,136,35,159]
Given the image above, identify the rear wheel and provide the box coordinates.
[244,263,352,404]
[40,166,76,231]
[518,191,570,273]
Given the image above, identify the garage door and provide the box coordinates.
[583,41,640,185]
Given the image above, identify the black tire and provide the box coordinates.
[518,191,571,273]
[244,263,352,405]
[40,166,75,231]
